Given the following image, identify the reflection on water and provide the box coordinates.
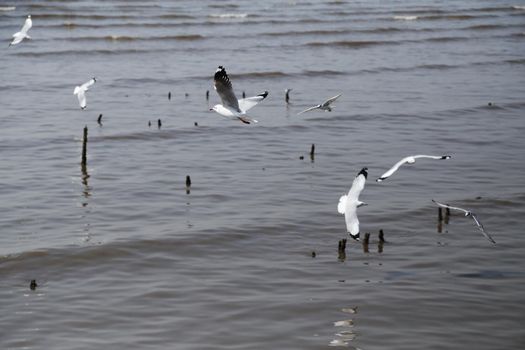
[330,307,359,348]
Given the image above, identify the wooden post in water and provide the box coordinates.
[30,279,37,290]
[438,207,443,221]
[186,175,191,194]
[206,90,209,100]
[378,229,385,243]
[81,126,88,172]
[362,233,370,253]
[97,114,103,125]
[444,207,450,224]
[168,91,171,100]
[158,119,162,129]
[310,144,315,161]
[338,238,347,261]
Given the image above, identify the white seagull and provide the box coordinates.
[376,155,451,182]
[210,66,268,124]
[297,94,341,115]
[10,15,32,46]
[73,77,96,110]
[338,167,368,241]
[432,199,496,244]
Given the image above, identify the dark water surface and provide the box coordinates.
[1,1,525,349]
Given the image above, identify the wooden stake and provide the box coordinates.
[362,233,370,253]
[186,175,191,194]
[378,229,385,243]
[310,143,315,161]
[338,239,347,261]
[81,126,88,170]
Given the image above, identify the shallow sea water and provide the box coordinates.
[1,1,525,349]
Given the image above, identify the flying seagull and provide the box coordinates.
[10,15,32,46]
[297,94,341,115]
[210,66,268,124]
[73,77,96,110]
[376,155,451,182]
[338,167,368,241]
[432,199,496,244]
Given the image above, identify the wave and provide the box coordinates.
[512,5,525,10]
[208,3,239,9]
[262,27,406,37]
[306,40,397,48]
[208,13,249,19]
[66,34,206,42]
[0,6,15,11]
[393,15,418,21]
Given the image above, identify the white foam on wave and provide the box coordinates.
[0,6,16,11]
[394,15,418,21]
[512,5,525,10]
[209,13,248,19]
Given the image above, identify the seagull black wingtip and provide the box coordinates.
[349,233,360,241]
[357,167,368,179]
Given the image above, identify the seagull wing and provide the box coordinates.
[413,155,451,160]
[238,91,268,113]
[297,105,320,115]
[214,66,240,112]
[345,205,360,236]
[470,213,496,244]
[348,168,367,201]
[321,94,341,107]
[20,16,32,34]
[431,199,470,215]
[337,195,347,214]
[10,34,24,45]
[377,156,410,182]
[77,90,87,109]
[80,78,96,91]
[237,116,258,124]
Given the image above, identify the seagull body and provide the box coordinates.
[10,15,32,46]
[432,199,496,244]
[297,94,341,115]
[338,167,368,241]
[376,155,451,182]
[73,77,96,110]
[211,66,268,124]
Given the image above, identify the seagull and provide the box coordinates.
[10,15,32,46]
[210,66,268,124]
[432,199,496,244]
[73,77,96,110]
[338,167,368,241]
[376,155,451,182]
[297,94,341,115]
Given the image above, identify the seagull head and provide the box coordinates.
[407,157,416,164]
